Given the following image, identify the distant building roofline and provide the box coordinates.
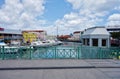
[83,26,109,36]
[0,27,4,31]
[0,28,22,35]
[22,30,45,33]
[73,31,83,34]
[85,26,105,31]
[106,25,120,31]
[107,25,120,27]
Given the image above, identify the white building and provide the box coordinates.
[82,27,110,48]
[68,31,83,42]
[73,31,83,41]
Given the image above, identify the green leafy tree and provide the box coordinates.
[111,32,120,39]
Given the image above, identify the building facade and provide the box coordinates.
[67,31,83,42]
[106,25,120,32]
[82,27,110,48]
[73,31,83,41]
[22,30,47,43]
[0,27,22,44]
[106,25,120,46]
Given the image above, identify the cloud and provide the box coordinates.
[52,0,120,34]
[114,6,120,10]
[22,0,45,16]
[67,0,120,12]
[108,14,120,21]
[64,12,78,20]
[107,14,120,26]
[53,12,100,34]
[0,0,45,30]
[0,0,120,35]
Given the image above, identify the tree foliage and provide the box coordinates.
[111,32,120,39]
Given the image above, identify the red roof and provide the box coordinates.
[22,30,44,33]
[0,27,4,31]
[58,35,70,39]
[73,31,81,34]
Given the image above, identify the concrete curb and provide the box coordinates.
[1,66,120,70]
[0,66,95,70]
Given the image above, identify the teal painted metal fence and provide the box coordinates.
[0,46,120,60]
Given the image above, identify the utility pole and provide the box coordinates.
[57,26,59,39]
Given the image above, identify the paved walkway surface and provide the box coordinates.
[0,59,120,79]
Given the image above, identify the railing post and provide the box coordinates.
[29,46,32,60]
[98,47,101,59]
[77,47,79,59]
[20,48,23,59]
[54,47,57,59]
[77,46,81,59]
[0,46,2,59]
[0,46,1,59]
[2,46,5,60]
[116,50,119,59]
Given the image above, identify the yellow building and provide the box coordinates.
[22,30,47,43]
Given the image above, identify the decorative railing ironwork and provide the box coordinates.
[0,46,120,60]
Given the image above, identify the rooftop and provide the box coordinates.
[22,30,45,33]
[106,25,120,31]
[83,27,110,35]
[0,28,22,34]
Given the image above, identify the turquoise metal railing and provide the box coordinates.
[0,46,120,60]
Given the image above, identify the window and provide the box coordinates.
[83,39,85,45]
[87,39,89,45]
[92,39,98,46]
[102,39,106,46]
